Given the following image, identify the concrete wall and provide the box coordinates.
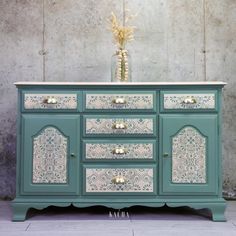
[0,0,235,199]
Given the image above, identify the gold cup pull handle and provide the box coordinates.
[43,97,58,104]
[182,96,197,105]
[112,98,126,105]
[112,176,126,184]
[112,148,128,155]
[112,123,127,130]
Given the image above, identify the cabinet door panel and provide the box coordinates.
[21,115,80,195]
[160,114,218,195]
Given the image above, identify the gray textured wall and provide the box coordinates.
[0,0,235,199]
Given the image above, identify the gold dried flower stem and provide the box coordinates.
[123,0,126,28]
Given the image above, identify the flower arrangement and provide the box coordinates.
[109,7,136,82]
[110,12,135,49]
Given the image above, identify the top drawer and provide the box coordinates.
[84,91,156,112]
[23,91,79,112]
[161,91,217,112]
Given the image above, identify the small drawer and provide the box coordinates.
[84,140,156,161]
[84,91,156,111]
[23,92,78,111]
[84,166,155,195]
[84,115,156,137]
[161,91,217,112]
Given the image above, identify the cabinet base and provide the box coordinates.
[167,202,227,222]
[12,202,71,222]
[12,200,226,222]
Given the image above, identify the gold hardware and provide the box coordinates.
[43,97,58,104]
[70,153,76,158]
[112,176,126,184]
[112,98,126,105]
[182,96,197,105]
[163,153,169,157]
[112,122,127,130]
[112,148,128,155]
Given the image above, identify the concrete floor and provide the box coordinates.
[1,201,236,236]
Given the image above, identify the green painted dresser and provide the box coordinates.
[13,81,226,221]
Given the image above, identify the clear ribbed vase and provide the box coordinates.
[111,49,132,82]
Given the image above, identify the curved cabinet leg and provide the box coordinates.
[209,203,227,222]
[12,202,71,221]
[12,203,29,222]
[167,201,227,222]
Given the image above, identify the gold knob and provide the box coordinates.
[112,176,126,184]
[112,98,126,105]
[163,153,169,158]
[43,97,58,104]
[112,123,127,130]
[70,153,76,158]
[182,96,197,105]
[112,148,128,155]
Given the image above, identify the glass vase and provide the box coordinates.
[111,49,132,82]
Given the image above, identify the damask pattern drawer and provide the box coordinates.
[85,91,155,111]
[161,91,217,111]
[84,115,156,136]
[84,166,155,194]
[84,140,156,160]
[23,92,78,111]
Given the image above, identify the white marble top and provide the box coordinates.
[14,81,227,86]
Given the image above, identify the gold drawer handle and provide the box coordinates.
[112,98,126,105]
[112,176,126,184]
[112,123,127,130]
[43,97,58,104]
[182,96,197,105]
[112,148,128,155]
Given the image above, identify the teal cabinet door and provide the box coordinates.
[21,114,80,195]
[160,114,218,195]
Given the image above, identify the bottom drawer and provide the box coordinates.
[84,166,156,195]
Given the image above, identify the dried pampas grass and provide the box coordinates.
[109,11,136,49]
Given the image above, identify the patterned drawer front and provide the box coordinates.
[85,167,154,193]
[162,92,216,110]
[24,93,77,110]
[85,92,155,110]
[85,141,155,160]
[85,116,155,136]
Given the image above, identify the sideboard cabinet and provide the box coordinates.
[13,82,226,221]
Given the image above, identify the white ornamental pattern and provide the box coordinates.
[164,94,215,109]
[172,126,206,183]
[85,143,153,159]
[86,118,154,135]
[86,94,153,109]
[24,94,77,109]
[33,127,67,183]
[86,168,154,192]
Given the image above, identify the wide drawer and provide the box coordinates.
[161,91,217,111]
[84,166,156,195]
[23,91,78,111]
[84,115,156,136]
[84,91,156,111]
[83,140,156,161]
